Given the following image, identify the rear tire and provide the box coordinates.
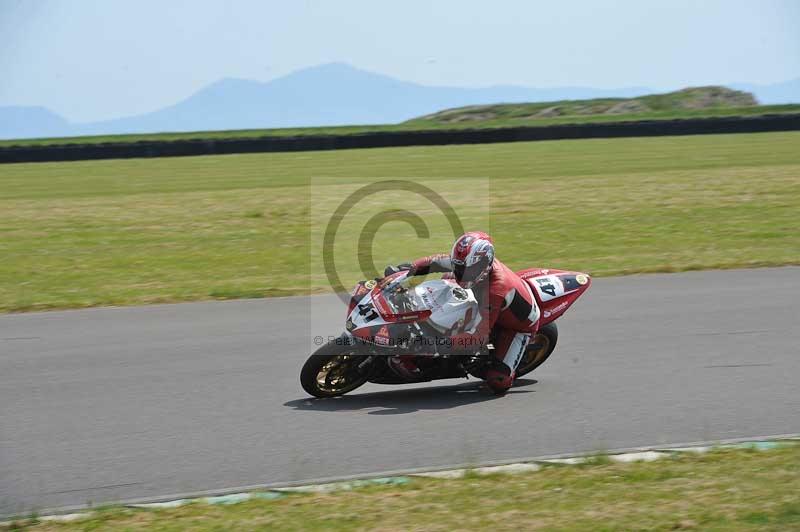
[515,322,558,378]
[300,341,371,398]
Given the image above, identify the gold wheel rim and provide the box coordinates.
[520,333,550,372]
[316,354,362,393]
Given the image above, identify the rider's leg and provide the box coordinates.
[485,328,530,394]
[388,354,423,379]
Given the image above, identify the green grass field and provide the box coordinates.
[10,445,800,531]
[0,131,798,312]
[1,104,798,148]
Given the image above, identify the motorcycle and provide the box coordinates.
[301,267,591,398]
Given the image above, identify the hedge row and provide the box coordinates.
[2,114,798,164]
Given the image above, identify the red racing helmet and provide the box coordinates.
[450,231,495,288]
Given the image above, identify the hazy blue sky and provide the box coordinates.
[2,0,798,122]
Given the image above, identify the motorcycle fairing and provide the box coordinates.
[517,268,591,326]
[345,271,481,347]
[413,279,481,335]
[347,288,407,346]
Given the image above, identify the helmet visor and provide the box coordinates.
[453,260,487,285]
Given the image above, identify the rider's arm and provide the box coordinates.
[409,254,452,276]
[385,254,452,278]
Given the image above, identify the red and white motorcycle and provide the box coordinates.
[301,268,591,398]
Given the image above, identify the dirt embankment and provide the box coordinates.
[413,86,759,123]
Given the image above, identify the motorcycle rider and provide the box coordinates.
[385,231,540,394]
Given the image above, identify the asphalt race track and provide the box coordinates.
[2,267,799,516]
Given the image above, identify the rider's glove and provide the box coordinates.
[384,263,413,278]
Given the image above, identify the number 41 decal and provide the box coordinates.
[536,278,557,297]
[357,303,379,322]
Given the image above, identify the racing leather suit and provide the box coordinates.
[409,254,541,389]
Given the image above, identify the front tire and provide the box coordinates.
[300,341,371,398]
[515,322,558,378]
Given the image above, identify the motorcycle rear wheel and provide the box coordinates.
[300,342,371,398]
[515,322,559,378]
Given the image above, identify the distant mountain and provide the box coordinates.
[0,106,70,139]
[0,64,798,140]
[76,63,654,137]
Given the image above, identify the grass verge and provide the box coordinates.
[0,131,798,312]
[8,445,800,531]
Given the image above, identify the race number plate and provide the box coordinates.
[530,275,566,302]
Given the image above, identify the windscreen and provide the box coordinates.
[379,275,425,315]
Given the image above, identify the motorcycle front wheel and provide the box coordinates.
[300,341,371,398]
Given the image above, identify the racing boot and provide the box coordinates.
[486,330,530,395]
[485,363,514,395]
